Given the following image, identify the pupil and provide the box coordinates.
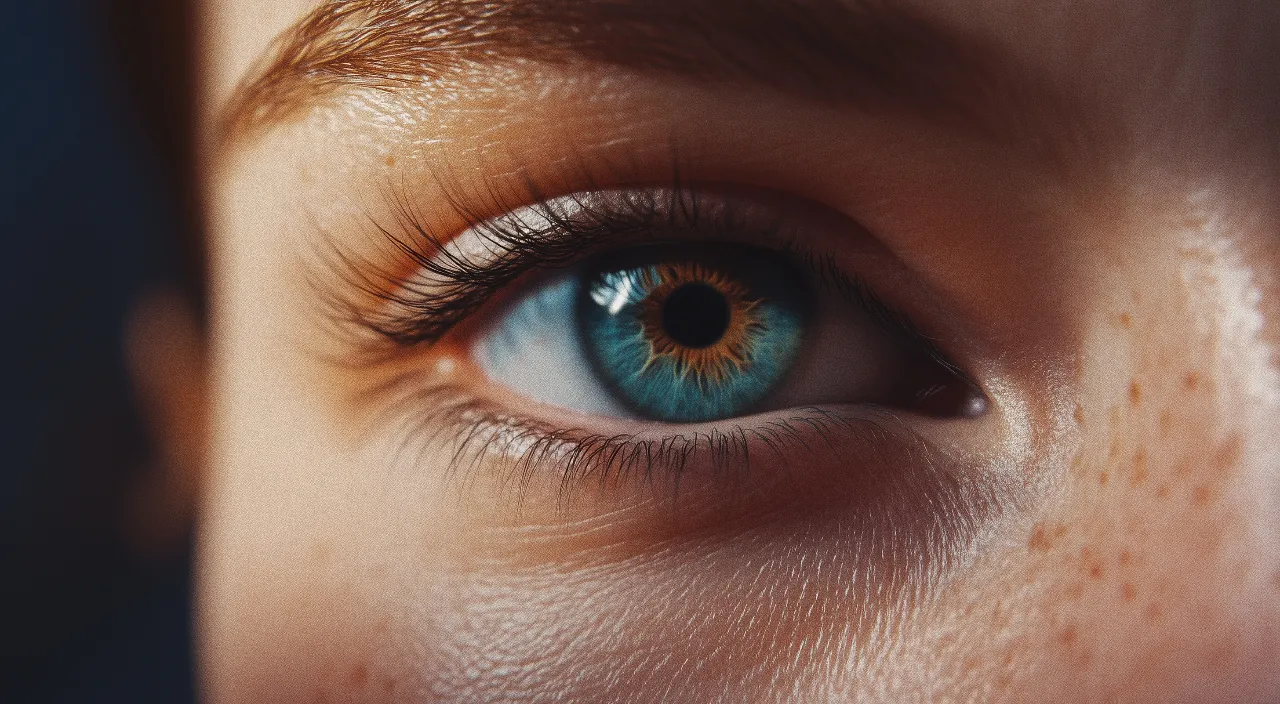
[661,283,730,349]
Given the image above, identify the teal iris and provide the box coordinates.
[575,246,812,422]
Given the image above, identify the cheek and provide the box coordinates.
[380,510,895,701]
[918,217,1280,701]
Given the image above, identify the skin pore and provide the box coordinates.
[196,0,1279,701]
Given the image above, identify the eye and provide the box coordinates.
[326,182,1000,525]
[576,247,809,422]
[468,203,981,424]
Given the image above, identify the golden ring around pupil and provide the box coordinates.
[637,262,764,383]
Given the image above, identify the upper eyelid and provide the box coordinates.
[319,182,979,403]
[349,189,684,345]
[321,186,816,348]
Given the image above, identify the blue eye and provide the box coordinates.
[473,242,977,424]
[576,247,811,422]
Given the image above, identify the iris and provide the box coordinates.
[577,246,812,422]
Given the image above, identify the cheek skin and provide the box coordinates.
[906,192,1280,703]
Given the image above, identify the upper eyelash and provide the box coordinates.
[331,185,751,346]
[321,179,963,380]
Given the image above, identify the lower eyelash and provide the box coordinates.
[379,379,927,509]
[373,380,1023,602]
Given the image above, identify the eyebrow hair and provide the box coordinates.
[223,0,1079,154]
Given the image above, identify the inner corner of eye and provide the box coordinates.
[465,241,981,424]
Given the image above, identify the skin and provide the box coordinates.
[188,0,1280,701]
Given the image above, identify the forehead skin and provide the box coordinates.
[199,1,1280,702]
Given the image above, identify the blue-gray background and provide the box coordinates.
[4,2,195,701]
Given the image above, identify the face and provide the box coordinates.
[196,0,1280,700]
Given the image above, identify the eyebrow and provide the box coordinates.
[223,0,1079,154]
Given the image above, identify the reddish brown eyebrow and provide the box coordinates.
[222,0,1082,156]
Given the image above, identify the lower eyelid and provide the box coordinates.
[371,380,1019,587]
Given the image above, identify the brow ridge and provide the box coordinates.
[222,0,1079,158]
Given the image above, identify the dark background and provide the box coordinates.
[4,1,198,700]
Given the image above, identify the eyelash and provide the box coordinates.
[382,380,932,507]
[331,182,954,365]
[319,178,978,500]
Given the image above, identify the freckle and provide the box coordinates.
[1118,549,1132,566]
[1065,582,1084,599]
[1121,583,1137,601]
[1130,450,1148,486]
[385,155,396,166]
[1192,485,1214,505]
[1028,524,1051,551]
[1118,312,1133,328]
[348,664,369,687]
[384,678,396,694]
[1155,484,1170,498]
[1183,371,1201,391]
[1159,411,1173,438]
[1073,404,1085,426]
[1059,625,1077,645]
[1214,434,1243,473]
[1079,547,1105,579]
[1146,603,1163,621]
[1099,472,1110,486]
[1129,380,1143,407]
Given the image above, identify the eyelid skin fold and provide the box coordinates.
[318,182,978,382]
